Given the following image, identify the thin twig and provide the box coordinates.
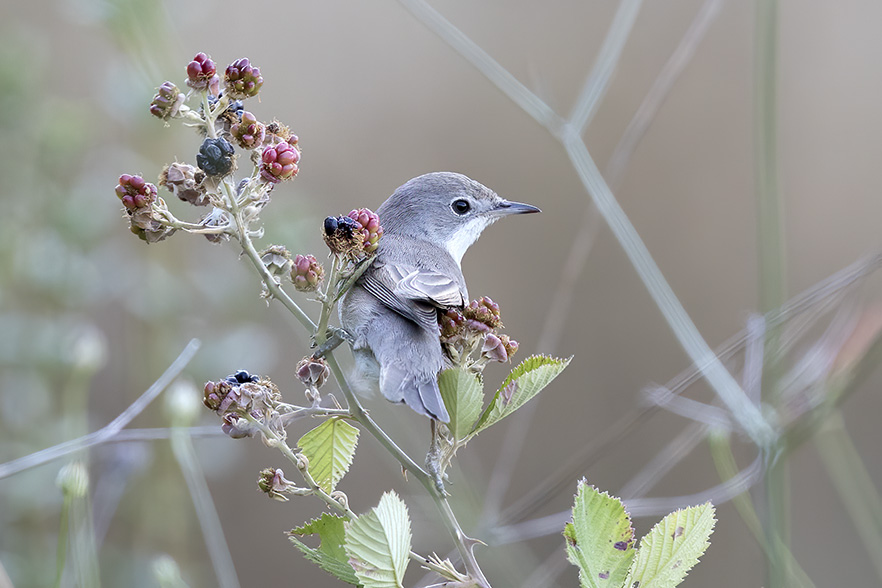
[605,0,725,187]
[0,339,201,480]
[568,0,645,133]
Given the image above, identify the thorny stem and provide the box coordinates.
[324,353,491,586]
[315,255,341,346]
[323,354,429,481]
[229,191,316,333]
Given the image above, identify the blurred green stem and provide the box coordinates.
[709,431,815,587]
[815,412,882,582]
[170,427,240,588]
[754,0,790,586]
[755,0,786,316]
[53,494,72,588]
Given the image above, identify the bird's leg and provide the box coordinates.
[425,419,449,495]
[312,327,353,358]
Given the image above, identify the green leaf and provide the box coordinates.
[290,513,360,585]
[292,512,351,563]
[344,491,412,588]
[438,368,484,440]
[624,502,716,588]
[297,417,359,493]
[564,481,636,588]
[472,355,571,435]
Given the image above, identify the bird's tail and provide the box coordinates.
[380,363,450,423]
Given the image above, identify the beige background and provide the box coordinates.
[2,0,882,586]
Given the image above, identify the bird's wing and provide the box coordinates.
[392,266,466,308]
[361,262,465,332]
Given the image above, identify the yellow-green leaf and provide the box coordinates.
[565,481,635,588]
[624,502,716,588]
[472,355,571,435]
[289,513,360,585]
[344,491,411,588]
[438,368,484,441]
[297,417,359,493]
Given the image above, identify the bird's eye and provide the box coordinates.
[451,199,471,215]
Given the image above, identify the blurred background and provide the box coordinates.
[3,0,882,586]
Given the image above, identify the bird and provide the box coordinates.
[339,172,540,421]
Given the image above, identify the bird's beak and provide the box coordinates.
[494,199,542,215]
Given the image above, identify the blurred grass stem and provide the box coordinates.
[0,340,200,479]
[816,413,882,583]
[754,1,790,585]
[170,428,240,588]
[53,493,72,588]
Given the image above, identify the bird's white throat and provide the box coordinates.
[444,216,495,265]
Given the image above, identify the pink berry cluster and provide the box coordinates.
[290,254,325,292]
[115,174,157,211]
[440,296,518,366]
[260,139,300,183]
[114,174,174,243]
[186,52,219,93]
[224,58,264,100]
[149,81,184,120]
[347,208,384,254]
[230,111,266,150]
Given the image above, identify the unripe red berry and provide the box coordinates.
[259,141,300,183]
[186,52,219,92]
[290,254,324,292]
[224,58,264,100]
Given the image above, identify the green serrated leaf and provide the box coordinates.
[472,355,571,435]
[344,491,412,588]
[289,513,360,585]
[565,481,636,588]
[292,512,350,562]
[624,502,716,588]
[290,536,361,585]
[438,368,484,440]
[297,417,359,493]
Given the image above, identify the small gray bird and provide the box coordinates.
[340,172,540,421]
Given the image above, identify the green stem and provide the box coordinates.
[323,355,491,586]
[54,494,72,588]
[252,416,468,582]
[435,495,491,588]
[755,1,789,586]
[230,197,316,333]
[755,0,786,316]
[710,432,815,588]
[323,355,428,481]
[815,412,882,583]
[315,256,341,345]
